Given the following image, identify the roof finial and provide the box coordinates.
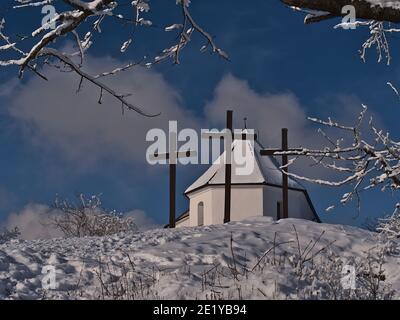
[243,117,248,130]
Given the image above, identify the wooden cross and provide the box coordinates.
[201,111,233,223]
[202,110,256,223]
[149,150,196,228]
[224,110,233,223]
[260,128,302,219]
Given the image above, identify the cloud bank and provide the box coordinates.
[5,56,199,170]
[4,204,63,240]
[4,58,324,171]
[3,203,158,240]
[204,74,319,148]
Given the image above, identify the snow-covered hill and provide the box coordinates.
[0,217,399,300]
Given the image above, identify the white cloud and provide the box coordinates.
[203,74,334,178]
[202,74,386,181]
[4,61,348,172]
[204,74,319,148]
[5,57,333,175]
[125,209,160,231]
[5,55,200,170]
[4,204,63,240]
[4,203,158,240]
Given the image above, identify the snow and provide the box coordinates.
[1,217,399,299]
[120,39,132,53]
[165,24,183,32]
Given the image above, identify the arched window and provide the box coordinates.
[198,202,204,226]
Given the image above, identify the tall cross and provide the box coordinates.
[149,150,196,228]
[224,110,233,223]
[260,128,302,219]
[202,110,256,223]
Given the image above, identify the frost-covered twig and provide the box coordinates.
[272,105,400,212]
[52,193,136,238]
[282,0,400,23]
[377,204,400,255]
[283,1,400,64]
[0,0,227,116]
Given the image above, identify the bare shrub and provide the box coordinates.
[299,246,394,300]
[376,205,400,256]
[377,205,400,240]
[92,255,160,300]
[52,194,136,238]
[199,229,394,300]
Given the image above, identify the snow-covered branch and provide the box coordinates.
[282,0,400,23]
[283,0,400,64]
[274,105,400,211]
[0,0,227,116]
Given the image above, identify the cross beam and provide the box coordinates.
[202,131,257,141]
[260,128,302,219]
[149,150,196,228]
[201,111,256,224]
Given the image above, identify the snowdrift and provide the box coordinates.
[0,217,399,300]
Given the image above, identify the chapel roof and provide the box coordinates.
[185,136,305,195]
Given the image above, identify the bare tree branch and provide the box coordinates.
[271,105,400,212]
[0,0,227,116]
[282,0,400,23]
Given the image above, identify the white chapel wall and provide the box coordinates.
[175,216,190,228]
[262,185,316,220]
[188,185,264,226]
[231,186,264,221]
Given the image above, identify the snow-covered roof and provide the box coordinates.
[185,136,304,194]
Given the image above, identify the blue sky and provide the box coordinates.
[1,0,400,229]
